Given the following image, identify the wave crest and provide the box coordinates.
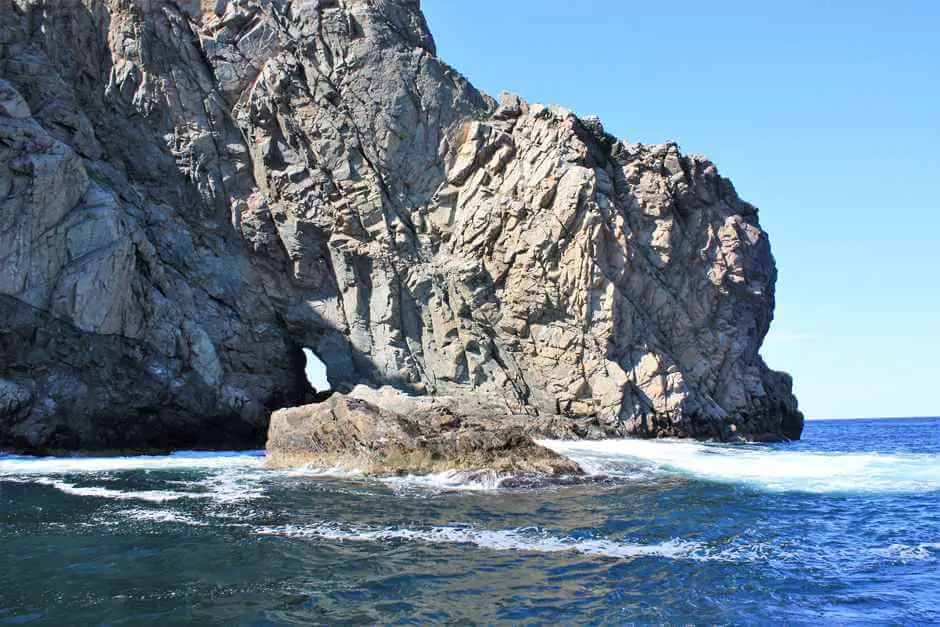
[538,439,940,493]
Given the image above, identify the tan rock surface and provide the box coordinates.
[266,386,583,476]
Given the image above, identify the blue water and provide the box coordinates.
[1,418,938,624]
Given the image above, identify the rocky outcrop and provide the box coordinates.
[0,0,801,453]
[266,385,584,476]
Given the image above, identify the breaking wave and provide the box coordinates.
[0,450,264,476]
[4,437,939,498]
[0,451,267,504]
[380,469,510,492]
[538,439,940,493]
[2,449,936,571]
[29,478,209,503]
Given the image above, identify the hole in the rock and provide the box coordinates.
[303,347,331,394]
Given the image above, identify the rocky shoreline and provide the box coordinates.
[264,385,797,477]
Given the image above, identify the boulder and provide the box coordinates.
[266,386,583,476]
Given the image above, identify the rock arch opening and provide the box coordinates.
[302,347,331,395]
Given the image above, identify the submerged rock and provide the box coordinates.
[266,386,583,476]
[0,0,801,452]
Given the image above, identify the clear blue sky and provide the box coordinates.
[423,0,939,419]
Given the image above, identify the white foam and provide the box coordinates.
[381,469,510,492]
[0,451,264,476]
[116,508,208,526]
[0,452,270,505]
[278,465,511,492]
[538,439,940,493]
[28,478,209,503]
[255,523,716,561]
[872,542,940,562]
[197,468,267,504]
[282,466,366,480]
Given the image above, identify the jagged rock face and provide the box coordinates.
[0,0,801,452]
[433,104,802,441]
[0,0,308,451]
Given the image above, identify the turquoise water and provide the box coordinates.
[1,418,938,624]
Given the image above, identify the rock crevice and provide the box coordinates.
[0,0,801,453]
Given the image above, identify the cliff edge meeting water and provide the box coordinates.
[1,0,937,624]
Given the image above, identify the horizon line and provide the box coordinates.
[805,415,938,421]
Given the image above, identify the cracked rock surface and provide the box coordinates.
[266,385,585,476]
[0,0,801,453]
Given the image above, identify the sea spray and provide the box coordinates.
[539,438,940,493]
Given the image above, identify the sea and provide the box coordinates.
[1,417,938,625]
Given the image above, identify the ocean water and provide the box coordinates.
[1,418,938,625]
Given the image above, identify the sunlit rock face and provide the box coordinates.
[0,0,800,452]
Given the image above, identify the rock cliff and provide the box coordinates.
[0,0,801,453]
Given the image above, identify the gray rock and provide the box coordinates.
[0,379,32,422]
[0,0,801,453]
[0,79,30,118]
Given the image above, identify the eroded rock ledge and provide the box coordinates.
[266,386,585,476]
[0,0,801,453]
